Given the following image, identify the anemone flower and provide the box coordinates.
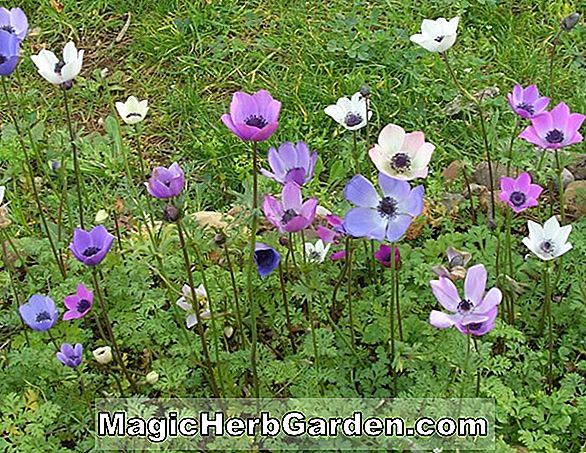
[260,141,317,186]
[0,185,5,206]
[176,284,211,328]
[429,264,501,336]
[343,173,424,242]
[0,7,28,41]
[19,294,58,331]
[507,84,549,119]
[432,246,472,281]
[304,239,331,264]
[0,30,20,76]
[30,41,84,88]
[373,244,401,269]
[410,17,460,53]
[518,102,585,149]
[522,216,572,261]
[263,182,317,233]
[115,96,149,125]
[499,173,542,213]
[146,162,184,199]
[63,283,93,320]
[324,92,372,131]
[369,124,435,180]
[69,225,115,266]
[92,346,113,364]
[221,89,281,142]
[253,242,281,276]
[56,343,83,368]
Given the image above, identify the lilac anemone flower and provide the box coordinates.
[56,343,83,368]
[374,244,401,269]
[221,90,281,142]
[263,182,317,233]
[518,102,585,149]
[260,141,317,186]
[0,7,28,41]
[146,162,185,199]
[507,84,549,119]
[499,172,543,213]
[19,294,58,331]
[63,283,93,320]
[429,264,501,336]
[253,243,281,277]
[343,173,424,242]
[0,30,20,76]
[70,225,115,266]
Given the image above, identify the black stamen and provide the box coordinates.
[77,299,91,313]
[1,25,15,34]
[126,112,142,118]
[244,114,268,129]
[457,299,474,314]
[344,112,363,127]
[509,191,527,207]
[36,311,52,322]
[377,196,398,219]
[434,35,445,42]
[255,249,274,267]
[540,240,555,254]
[82,246,101,257]
[54,61,65,74]
[281,209,297,224]
[516,102,535,115]
[545,129,564,144]
[391,153,412,172]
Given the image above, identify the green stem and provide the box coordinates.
[278,262,296,352]
[459,332,471,400]
[474,337,481,398]
[543,262,553,393]
[393,246,403,341]
[548,29,563,101]
[555,150,565,223]
[389,242,396,395]
[346,239,355,348]
[504,208,514,324]
[307,292,323,395]
[330,238,350,320]
[223,241,247,348]
[506,118,521,176]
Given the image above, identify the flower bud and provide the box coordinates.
[146,371,159,384]
[278,236,289,247]
[60,80,74,91]
[95,209,109,224]
[359,84,371,98]
[561,12,580,31]
[163,205,180,222]
[213,233,226,246]
[49,160,61,172]
[224,326,234,338]
[92,346,113,364]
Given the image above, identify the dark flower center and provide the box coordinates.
[457,299,474,314]
[54,61,65,75]
[390,153,412,172]
[77,299,91,313]
[0,55,6,64]
[281,209,298,224]
[540,240,555,254]
[509,191,527,207]
[36,311,52,322]
[516,102,535,115]
[1,25,15,33]
[244,114,268,129]
[344,112,363,127]
[467,322,483,332]
[545,129,564,144]
[377,196,398,219]
[255,249,275,268]
[126,112,142,118]
[308,250,321,261]
[434,35,445,42]
[82,246,101,257]
[162,179,172,188]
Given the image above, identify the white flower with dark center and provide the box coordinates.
[410,17,460,53]
[0,185,5,206]
[115,96,149,125]
[324,92,372,131]
[176,284,211,328]
[522,216,572,261]
[304,239,331,264]
[30,41,84,87]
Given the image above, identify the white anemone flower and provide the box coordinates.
[92,346,113,365]
[324,92,372,131]
[176,284,211,328]
[115,96,149,125]
[410,17,460,53]
[522,216,572,261]
[31,41,84,86]
[304,239,331,264]
[0,185,5,205]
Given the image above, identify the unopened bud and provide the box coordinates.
[278,236,289,247]
[359,84,371,98]
[213,233,226,246]
[92,346,113,364]
[224,326,234,338]
[146,371,159,385]
[561,12,580,31]
[163,205,180,222]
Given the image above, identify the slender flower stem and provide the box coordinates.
[352,130,359,174]
[62,89,85,229]
[300,230,307,264]
[393,247,403,341]
[548,29,563,101]
[504,208,514,324]
[388,242,397,395]
[506,119,521,176]
[554,150,565,223]
[223,241,247,348]
[176,219,221,398]
[112,210,125,261]
[1,78,66,278]
[473,337,481,397]
[307,292,323,395]
[278,262,296,352]
[287,233,299,277]
[330,239,350,320]
[91,269,138,393]
[461,165,477,223]
[543,261,554,393]
[133,126,157,232]
[346,239,356,348]
[459,332,472,400]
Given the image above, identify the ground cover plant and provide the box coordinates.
[1,0,586,451]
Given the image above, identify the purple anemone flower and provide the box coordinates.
[316,214,347,244]
[507,84,549,119]
[499,172,543,213]
[263,182,318,233]
[518,102,585,149]
[221,90,281,142]
[429,264,501,336]
[374,244,401,269]
[56,343,83,368]
[146,162,185,199]
[0,30,20,76]
[343,173,424,242]
[63,283,94,320]
[0,7,28,41]
[260,141,317,186]
[253,243,281,277]
[70,225,115,266]
[19,294,58,331]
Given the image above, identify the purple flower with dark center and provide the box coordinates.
[429,264,501,336]
[56,343,83,368]
[221,90,281,142]
[263,182,317,233]
[63,283,94,320]
[507,84,549,119]
[0,7,28,41]
[518,102,585,149]
[19,294,58,331]
[254,243,281,277]
[0,30,20,76]
[499,172,543,213]
[374,244,401,269]
[69,225,115,266]
[146,162,185,199]
[260,141,317,186]
[343,173,424,242]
